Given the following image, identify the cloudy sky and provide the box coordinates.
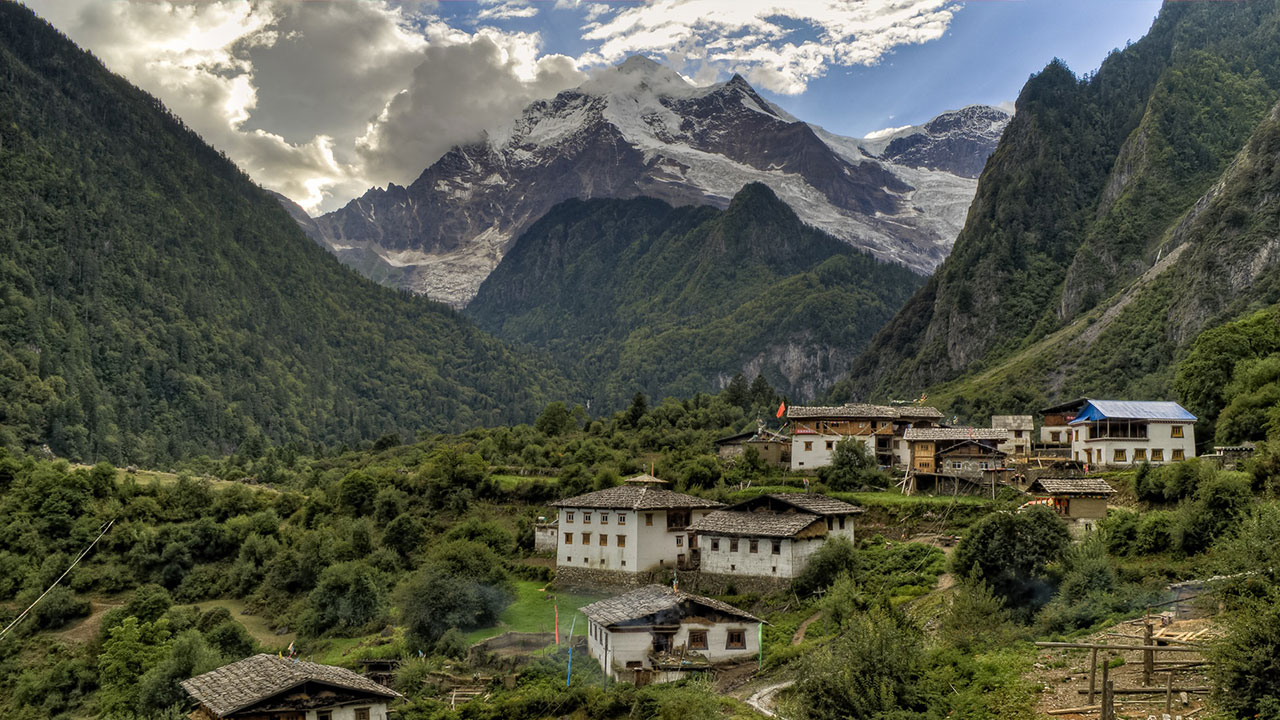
[28,0,1161,214]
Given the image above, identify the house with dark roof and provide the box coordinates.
[1026,476,1117,534]
[181,653,400,720]
[1067,400,1196,468]
[1040,398,1089,447]
[713,428,790,467]
[550,475,722,586]
[689,493,863,582]
[581,585,761,684]
[786,403,944,470]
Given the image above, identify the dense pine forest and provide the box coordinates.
[466,184,923,407]
[0,3,568,466]
[835,0,1280,414]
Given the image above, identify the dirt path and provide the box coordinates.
[791,611,822,645]
[745,680,794,717]
[55,600,122,645]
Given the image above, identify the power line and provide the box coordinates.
[0,517,115,643]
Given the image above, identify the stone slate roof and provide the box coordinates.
[903,427,1009,441]
[582,585,760,626]
[181,654,399,717]
[763,493,863,515]
[990,415,1034,430]
[787,403,943,420]
[550,484,722,509]
[688,510,821,538]
[1029,477,1117,495]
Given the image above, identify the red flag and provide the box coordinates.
[554,603,560,645]
[776,401,786,419]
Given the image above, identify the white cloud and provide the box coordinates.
[580,0,958,94]
[24,0,581,213]
[477,3,540,21]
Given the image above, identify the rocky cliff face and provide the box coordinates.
[832,0,1280,410]
[301,57,1008,306]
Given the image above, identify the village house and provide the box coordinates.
[550,475,722,587]
[1025,476,1117,534]
[582,585,761,685]
[1039,398,1088,449]
[1068,400,1196,467]
[787,403,944,470]
[533,517,558,553]
[688,493,863,587]
[902,427,1010,474]
[181,653,400,720]
[991,415,1034,457]
[713,427,790,467]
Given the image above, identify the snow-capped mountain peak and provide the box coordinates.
[302,58,1010,306]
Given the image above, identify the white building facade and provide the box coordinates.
[1068,400,1197,467]
[551,477,721,582]
[690,494,862,580]
[787,403,944,470]
[582,585,761,683]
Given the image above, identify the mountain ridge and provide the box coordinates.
[299,58,1008,306]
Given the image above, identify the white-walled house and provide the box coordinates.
[787,403,944,470]
[991,415,1034,457]
[1068,400,1197,467]
[1040,398,1088,447]
[550,475,722,586]
[689,494,862,581]
[582,585,761,684]
[181,653,400,720]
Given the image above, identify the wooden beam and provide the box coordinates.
[1035,641,1200,653]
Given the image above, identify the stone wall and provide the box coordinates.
[554,565,664,591]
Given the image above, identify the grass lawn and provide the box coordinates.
[465,580,608,643]
[840,490,995,507]
[193,598,295,650]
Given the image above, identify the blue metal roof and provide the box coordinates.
[1068,400,1196,424]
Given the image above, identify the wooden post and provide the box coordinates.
[1088,648,1099,704]
[1165,671,1174,714]
[1152,617,1162,681]
[1100,657,1110,720]
[1104,680,1115,720]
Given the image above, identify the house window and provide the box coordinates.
[601,513,609,525]
[318,712,332,720]
[599,534,607,546]
[618,513,626,525]
[730,538,739,552]
[727,630,746,649]
[1151,449,1164,462]
[1074,430,1079,442]
[646,513,654,526]
[566,512,575,523]
[1114,449,1126,462]
[564,533,573,545]
[355,709,370,720]
[1171,425,1184,438]
[582,533,590,544]
[711,538,720,551]
[584,512,592,524]
[826,517,833,530]
[825,440,834,451]
[838,517,845,530]
[1015,430,1024,438]
[1172,449,1185,461]
[1134,448,1147,461]
[951,461,962,470]
[1051,431,1061,442]
[616,534,626,547]
[601,558,607,565]
[688,630,708,650]
[804,441,813,451]
[771,540,781,555]
[676,535,684,547]
[621,560,626,567]
[749,540,759,553]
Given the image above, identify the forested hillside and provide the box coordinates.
[0,3,569,465]
[466,184,923,407]
[833,0,1280,412]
